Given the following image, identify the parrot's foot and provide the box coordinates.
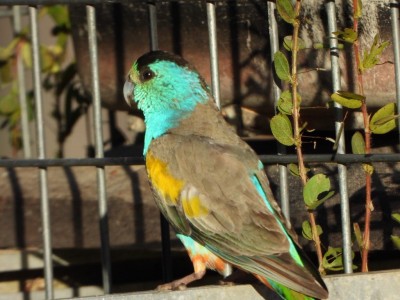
[156,270,206,291]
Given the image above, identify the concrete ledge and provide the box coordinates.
[1,269,399,299]
[73,285,277,300]
[71,269,400,300]
[324,269,399,300]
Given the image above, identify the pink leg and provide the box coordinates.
[156,270,206,291]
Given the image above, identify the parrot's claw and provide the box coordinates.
[156,282,187,291]
[156,270,206,291]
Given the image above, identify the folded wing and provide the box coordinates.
[147,133,328,299]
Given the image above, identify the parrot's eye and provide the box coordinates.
[141,69,155,82]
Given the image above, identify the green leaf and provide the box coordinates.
[283,36,306,51]
[331,91,364,109]
[276,0,296,24]
[323,247,357,271]
[277,90,293,115]
[362,163,374,175]
[322,247,344,271]
[361,34,390,71]
[372,114,400,126]
[0,60,13,83]
[270,113,294,146]
[353,222,363,250]
[370,103,398,134]
[313,42,344,50]
[0,89,19,115]
[313,43,324,50]
[354,0,363,19]
[288,163,300,177]
[391,235,400,250]
[288,163,309,177]
[303,174,334,210]
[351,131,365,154]
[40,46,54,72]
[333,28,358,44]
[392,213,400,224]
[9,109,21,127]
[352,132,373,171]
[41,45,65,74]
[0,37,19,61]
[21,42,32,68]
[302,220,323,241]
[46,5,70,28]
[274,51,291,82]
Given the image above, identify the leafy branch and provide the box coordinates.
[330,0,391,272]
[272,0,336,273]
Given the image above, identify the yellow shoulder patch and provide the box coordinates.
[182,196,209,218]
[146,151,184,205]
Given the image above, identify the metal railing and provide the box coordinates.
[0,1,399,299]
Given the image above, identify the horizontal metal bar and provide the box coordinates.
[0,157,144,167]
[0,0,237,5]
[0,153,399,168]
[259,153,400,164]
[0,0,119,4]
[0,7,28,17]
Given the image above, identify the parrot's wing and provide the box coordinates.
[147,133,327,299]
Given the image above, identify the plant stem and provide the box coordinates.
[352,0,371,272]
[291,0,324,272]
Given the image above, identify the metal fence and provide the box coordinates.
[0,1,399,300]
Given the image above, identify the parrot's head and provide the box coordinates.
[124,50,210,117]
[123,50,211,153]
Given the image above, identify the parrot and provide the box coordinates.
[123,50,329,300]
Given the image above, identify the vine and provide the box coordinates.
[272,0,335,273]
[331,0,391,272]
[270,0,394,274]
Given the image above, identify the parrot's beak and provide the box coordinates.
[123,79,135,107]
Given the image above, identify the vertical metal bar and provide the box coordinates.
[29,6,54,299]
[86,5,112,293]
[148,1,159,51]
[391,1,400,141]
[326,1,353,274]
[148,1,173,283]
[206,1,221,109]
[13,6,32,158]
[267,2,290,219]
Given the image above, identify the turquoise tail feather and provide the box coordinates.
[268,279,316,300]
